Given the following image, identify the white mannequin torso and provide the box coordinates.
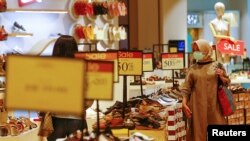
[210,18,229,36]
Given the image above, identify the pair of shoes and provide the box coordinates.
[157,96,178,106]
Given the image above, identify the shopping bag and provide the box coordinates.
[38,112,54,137]
[217,85,236,116]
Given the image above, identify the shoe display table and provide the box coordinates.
[0,127,43,141]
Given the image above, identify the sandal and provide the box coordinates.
[9,124,20,136]
[20,117,37,129]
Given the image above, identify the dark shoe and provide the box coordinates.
[13,21,26,32]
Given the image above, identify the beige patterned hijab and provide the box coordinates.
[192,39,213,60]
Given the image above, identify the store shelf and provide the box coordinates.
[8,33,33,37]
[6,9,68,14]
[129,81,167,91]
[231,77,250,84]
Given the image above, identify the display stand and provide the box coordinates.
[118,50,143,120]
[74,47,116,138]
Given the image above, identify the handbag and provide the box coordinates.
[38,112,54,137]
[217,83,236,116]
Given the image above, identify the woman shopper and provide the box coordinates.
[44,35,92,141]
[181,39,230,141]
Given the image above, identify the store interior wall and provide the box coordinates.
[7,0,68,10]
[128,0,138,50]
[159,0,187,49]
[1,0,71,54]
[137,0,159,50]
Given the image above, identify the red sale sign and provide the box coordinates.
[217,39,244,55]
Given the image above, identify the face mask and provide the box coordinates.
[193,51,205,61]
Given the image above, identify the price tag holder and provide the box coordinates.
[86,61,114,100]
[161,53,184,70]
[75,52,118,82]
[6,55,86,115]
[143,53,154,72]
[118,51,143,75]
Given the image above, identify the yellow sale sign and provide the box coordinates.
[6,55,86,115]
[86,61,114,100]
[161,53,184,69]
[118,51,143,75]
[143,53,153,72]
[75,52,118,82]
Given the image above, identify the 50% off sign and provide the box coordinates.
[161,53,184,70]
[118,51,143,75]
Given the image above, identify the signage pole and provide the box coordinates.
[139,75,143,96]
[123,75,127,119]
[172,69,175,88]
[96,99,100,136]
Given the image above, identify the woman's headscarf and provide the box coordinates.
[192,39,213,59]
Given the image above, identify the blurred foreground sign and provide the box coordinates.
[5,55,86,115]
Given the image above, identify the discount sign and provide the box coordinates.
[75,52,118,82]
[86,61,114,100]
[118,51,143,75]
[217,39,244,55]
[161,53,184,70]
[143,53,153,72]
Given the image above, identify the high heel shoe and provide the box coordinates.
[13,21,26,32]
[0,26,8,41]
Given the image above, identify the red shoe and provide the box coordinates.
[86,3,94,16]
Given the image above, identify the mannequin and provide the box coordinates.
[209,2,233,63]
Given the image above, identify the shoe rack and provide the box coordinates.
[127,70,186,100]
[8,33,33,37]
[68,0,123,51]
